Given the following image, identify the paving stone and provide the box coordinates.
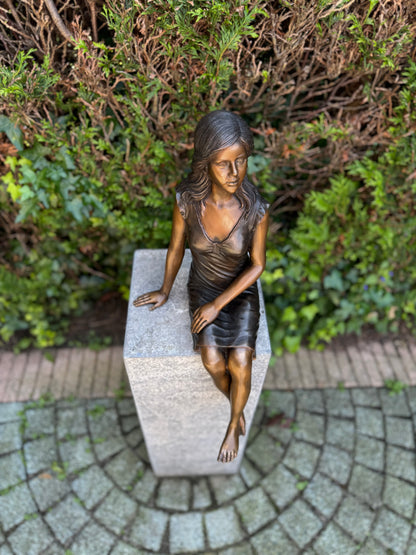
[221,543,254,555]
[111,541,146,555]
[170,512,205,554]
[87,405,118,440]
[132,468,158,504]
[407,529,416,555]
[8,518,53,555]
[116,398,136,416]
[313,522,358,555]
[69,521,115,555]
[265,390,296,418]
[129,507,168,551]
[104,448,144,490]
[0,421,21,454]
[45,495,90,544]
[0,545,13,555]
[319,445,352,485]
[250,521,300,554]
[57,406,87,439]
[335,495,375,542]
[373,508,411,553]
[355,435,384,471]
[355,407,384,438]
[383,475,416,518]
[295,390,324,414]
[0,482,37,531]
[245,430,284,473]
[205,506,245,549]
[386,444,416,483]
[385,416,415,448]
[358,537,387,555]
[59,436,94,473]
[0,451,25,490]
[303,473,343,518]
[192,478,212,510]
[121,415,139,434]
[349,464,383,509]
[240,457,261,488]
[29,474,70,511]
[0,402,24,423]
[42,541,69,554]
[24,436,57,475]
[294,412,325,446]
[235,487,276,534]
[156,478,191,511]
[262,464,298,509]
[209,474,246,505]
[125,428,142,448]
[324,390,354,417]
[283,440,320,479]
[326,417,354,451]
[380,389,411,416]
[24,407,55,438]
[279,499,323,549]
[351,388,380,407]
[94,488,137,535]
[72,465,113,509]
[93,435,126,461]
[406,386,416,413]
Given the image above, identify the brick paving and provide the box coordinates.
[0,337,416,553]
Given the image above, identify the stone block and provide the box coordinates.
[123,249,271,476]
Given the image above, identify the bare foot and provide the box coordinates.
[239,412,246,436]
[217,425,239,463]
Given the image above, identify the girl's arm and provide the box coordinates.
[191,211,269,333]
[133,200,186,310]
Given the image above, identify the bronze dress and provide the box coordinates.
[177,189,268,352]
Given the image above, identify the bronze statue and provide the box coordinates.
[134,111,269,463]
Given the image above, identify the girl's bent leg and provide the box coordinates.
[218,347,252,463]
[200,346,230,398]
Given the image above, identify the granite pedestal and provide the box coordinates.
[123,249,271,476]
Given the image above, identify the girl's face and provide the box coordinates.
[208,143,247,196]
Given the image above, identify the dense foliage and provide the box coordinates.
[0,0,415,351]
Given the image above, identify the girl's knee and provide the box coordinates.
[228,348,252,382]
[200,347,226,375]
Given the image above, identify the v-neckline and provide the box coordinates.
[196,203,245,244]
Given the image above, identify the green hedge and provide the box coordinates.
[0,1,415,351]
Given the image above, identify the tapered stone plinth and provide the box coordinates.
[123,249,271,476]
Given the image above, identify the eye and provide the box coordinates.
[236,158,246,166]
[216,161,228,168]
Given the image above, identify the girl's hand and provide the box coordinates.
[133,291,168,311]
[191,302,220,333]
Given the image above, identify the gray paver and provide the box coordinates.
[234,487,276,534]
[385,415,415,448]
[125,428,142,448]
[383,475,416,518]
[355,435,384,471]
[0,421,22,454]
[303,473,343,518]
[358,537,387,555]
[157,478,191,511]
[380,389,411,416]
[326,416,354,451]
[250,521,300,554]
[72,465,113,509]
[262,464,299,509]
[24,407,54,438]
[45,495,90,544]
[0,451,25,490]
[69,521,115,555]
[209,474,246,505]
[205,506,245,549]
[318,445,352,485]
[335,495,375,542]
[29,474,70,511]
[0,482,37,531]
[24,436,58,475]
[132,468,158,504]
[294,411,325,445]
[121,415,139,434]
[355,407,384,438]
[170,512,205,554]
[0,402,24,423]
[295,390,324,414]
[93,435,125,461]
[266,390,296,418]
[348,464,383,508]
[240,457,261,488]
[283,440,320,479]
[373,508,412,553]
[192,478,213,510]
[351,388,380,407]
[94,488,137,535]
[129,507,168,551]
[313,522,357,555]
[57,406,87,439]
[221,543,254,555]
[279,499,323,549]
[7,518,53,555]
[386,444,416,482]
[59,436,94,473]
[104,448,144,490]
[245,430,284,473]
[324,389,354,417]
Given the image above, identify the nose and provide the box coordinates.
[230,162,238,176]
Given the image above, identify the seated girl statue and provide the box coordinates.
[134,110,269,463]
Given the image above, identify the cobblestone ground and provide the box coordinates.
[1,387,416,554]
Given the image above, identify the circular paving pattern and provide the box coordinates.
[1,387,416,554]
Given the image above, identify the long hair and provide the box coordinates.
[177,111,257,214]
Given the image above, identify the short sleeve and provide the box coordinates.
[255,195,269,227]
[176,191,187,220]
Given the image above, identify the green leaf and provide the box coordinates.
[324,270,345,292]
[299,304,319,322]
[281,306,297,323]
[0,115,23,150]
[283,335,301,353]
